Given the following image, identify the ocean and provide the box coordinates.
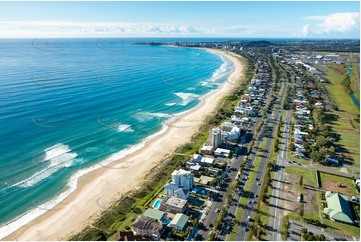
[0,38,233,238]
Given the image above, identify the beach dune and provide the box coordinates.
[4,49,246,241]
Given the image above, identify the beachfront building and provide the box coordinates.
[131,216,165,240]
[210,128,221,148]
[171,169,194,190]
[200,144,213,155]
[193,154,214,167]
[168,213,189,231]
[159,196,189,214]
[220,127,240,143]
[164,183,189,200]
[214,148,231,158]
[323,191,354,224]
[143,208,166,222]
[115,231,147,241]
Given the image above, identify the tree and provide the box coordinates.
[310,151,323,162]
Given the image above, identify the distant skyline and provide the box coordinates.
[0,1,359,38]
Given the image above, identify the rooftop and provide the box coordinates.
[172,169,191,177]
[131,216,163,233]
[169,213,189,229]
[143,208,165,222]
[324,191,353,224]
[164,196,188,209]
[198,175,215,185]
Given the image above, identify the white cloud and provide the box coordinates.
[302,24,310,36]
[0,21,202,37]
[304,12,360,34]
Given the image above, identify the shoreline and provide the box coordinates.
[3,49,246,241]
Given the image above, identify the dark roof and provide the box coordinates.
[116,231,148,241]
[131,216,163,234]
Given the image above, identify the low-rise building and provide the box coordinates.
[208,167,222,175]
[164,183,189,200]
[323,191,354,224]
[325,157,339,166]
[159,196,188,214]
[168,213,189,231]
[200,145,213,155]
[214,148,231,158]
[193,154,214,166]
[143,208,166,222]
[116,231,147,241]
[131,216,165,240]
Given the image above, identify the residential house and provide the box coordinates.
[168,213,189,231]
[164,183,189,200]
[200,145,213,155]
[143,208,166,223]
[323,191,354,224]
[214,148,231,158]
[325,157,339,166]
[131,216,165,240]
[159,196,188,214]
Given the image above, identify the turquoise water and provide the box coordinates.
[350,93,360,108]
[347,66,359,108]
[153,199,162,209]
[0,38,233,237]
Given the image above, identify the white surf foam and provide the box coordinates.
[133,111,172,121]
[165,102,177,106]
[13,143,77,188]
[117,124,134,133]
[0,126,170,240]
[174,92,200,106]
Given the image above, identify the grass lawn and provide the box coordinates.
[321,218,360,238]
[108,211,141,241]
[319,172,358,196]
[285,166,317,187]
[285,210,360,238]
[322,63,360,167]
[287,151,310,165]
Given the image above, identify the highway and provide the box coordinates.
[235,76,288,241]
[215,68,278,240]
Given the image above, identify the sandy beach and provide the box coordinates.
[4,49,246,241]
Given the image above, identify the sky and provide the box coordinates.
[0,1,359,38]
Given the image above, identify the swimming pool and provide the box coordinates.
[153,199,162,209]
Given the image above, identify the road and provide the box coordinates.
[268,105,292,241]
[216,59,278,240]
[236,81,286,241]
[228,57,288,241]
[234,77,288,239]
[215,118,262,240]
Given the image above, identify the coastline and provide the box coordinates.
[3,49,246,241]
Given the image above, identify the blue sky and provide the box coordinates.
[0,1,359,38]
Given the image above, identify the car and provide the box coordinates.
[215,208,220,213]
[254,194,257,198]
[247,216,251,221]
